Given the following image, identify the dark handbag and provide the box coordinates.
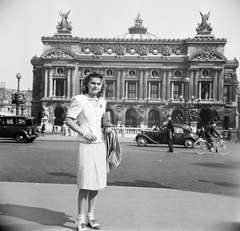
[101,111,111,128]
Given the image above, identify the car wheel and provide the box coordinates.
[16,133,27,143]
[184,139,194,148]
[137,137,148,147]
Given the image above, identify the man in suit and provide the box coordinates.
[166,114,174,153]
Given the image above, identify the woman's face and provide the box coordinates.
[87,77,103,97]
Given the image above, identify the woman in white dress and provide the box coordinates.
[66,71,107,231]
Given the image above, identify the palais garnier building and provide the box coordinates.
[31,12,239,129]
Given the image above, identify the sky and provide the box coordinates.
[0,0,240,91]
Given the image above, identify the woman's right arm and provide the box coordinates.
[66,117,85,136]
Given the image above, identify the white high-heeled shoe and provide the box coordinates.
[75,219,88,231]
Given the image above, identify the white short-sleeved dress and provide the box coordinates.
[67,94,107,190]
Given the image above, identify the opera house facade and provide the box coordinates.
[31,12,239,129]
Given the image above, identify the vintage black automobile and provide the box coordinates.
[0,115,39,143]
[135,124,196,148]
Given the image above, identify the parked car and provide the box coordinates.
[0,115,39,143]
[135,124,196,148]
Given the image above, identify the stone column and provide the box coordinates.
[218,69,224,101]
[213,69,218,100]
[171,82,174,99]
[44,67,48,98]
[189,70,194,97]
[166,70,171,100]
[116,69,121,100]
[121,69,126,99]
[194,69,199,99]
[136,81,138,99]
[48,66,53,97]
[198,82,201,99]
[53,79,56,96]
[67,67,71,98]
[64,80,66,98]
[71,66,77,97]
[162,69,166,100]
[125,81,128,99]
[148,82,151,99]
[139,69,143,100]
[144,69,148,100]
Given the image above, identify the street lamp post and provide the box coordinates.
[184,77,190,124]
[16,73,22,115]
[11,73,26,116]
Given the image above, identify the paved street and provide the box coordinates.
[0,136,240,231]
[0,138,240,197]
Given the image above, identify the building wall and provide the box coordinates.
[30,15,239,129]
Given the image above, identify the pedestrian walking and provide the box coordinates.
[235,127,240,144]
[66,71,107,231]
[41,123,46,136]
[198,126,205,140]
[166,114,174,153]
[227,127,233,142]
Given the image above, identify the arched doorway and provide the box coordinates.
[172,109,184,124]
[125,109,137,127]
[148,109,160,128]
[54,107,65,126]
[199,109,212,128]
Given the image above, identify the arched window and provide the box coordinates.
[148,109,160,128]
[125,109,137,127]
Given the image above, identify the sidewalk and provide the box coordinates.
[0,182,240,231]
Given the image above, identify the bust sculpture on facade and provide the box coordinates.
[57,10,72,33]
[196,11,212,35]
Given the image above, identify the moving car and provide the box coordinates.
[0,115,39,143]
[135,124,196,148]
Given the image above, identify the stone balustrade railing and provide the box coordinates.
[62,127,143,137]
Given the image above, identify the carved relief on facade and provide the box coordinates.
[163,46,172,56]
[139,45,149,56]
[93,45,104,55]
[43,50,75,59]
[191,51,223,61]
[116,45,126,56]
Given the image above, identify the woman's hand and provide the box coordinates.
[84,132,97,141]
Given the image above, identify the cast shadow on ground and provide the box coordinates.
[0,203,75,230]
[107,179,176,189]
[198,180,240,189]
[48,172,77,178]
[194,162,240,170]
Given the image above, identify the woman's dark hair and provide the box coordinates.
[81,70,106,97]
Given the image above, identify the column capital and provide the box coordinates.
[189,67,199,71]
[66,65,75,70]
[213,67,223,71]
[43,64,52,69]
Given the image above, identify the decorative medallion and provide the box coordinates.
[152,48,158,55]
[84,47,91,54]
[175,48,181,55]
[129,48,136,55]
[106,47,113,54]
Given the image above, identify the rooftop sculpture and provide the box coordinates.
[196,11,213,35]
[57,10,72,33]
